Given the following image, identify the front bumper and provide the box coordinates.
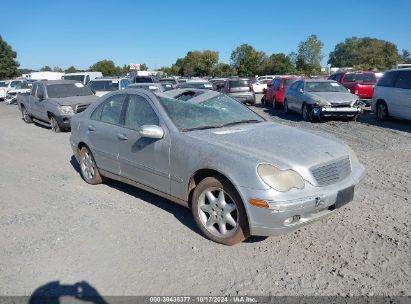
[314,106,362,118]
[55,114,72,129]
[238,164,366,236]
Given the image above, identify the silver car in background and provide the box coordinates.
[224,78,255,105]
[283,79,362,121]
[70,89,365,245]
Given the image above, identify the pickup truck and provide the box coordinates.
[17,80,98,132]
[328,71,377,106]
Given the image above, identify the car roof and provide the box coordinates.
[90,78,125,81]
[303,79,336,83]
[40,80,80,85]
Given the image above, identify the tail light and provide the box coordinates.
[249,82,253,92]
[225,83,230,93]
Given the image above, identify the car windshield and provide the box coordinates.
[157,94,264,131]
[62,75,85,82]
[0,82,7,87]
[344,73,376,83]
[134,77,154,83]
[16,82,32,89]
[179,82,214,90]
[258,79,271,84]
[47,83,94,98]
[88,80,118,91]
[305,82,347,93]
[160,79,177,84]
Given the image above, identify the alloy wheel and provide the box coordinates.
[197,187,238,238]
[81,151,96,181]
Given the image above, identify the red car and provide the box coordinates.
[328,71,377,105]
[262,77,302,109]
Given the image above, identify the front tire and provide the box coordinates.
[49,115,61,133]
[191,177,249,245]
[302,103,313,122]
[78,146,105,185]
[376,101,389,121]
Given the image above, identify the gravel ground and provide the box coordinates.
[0,97,410,297]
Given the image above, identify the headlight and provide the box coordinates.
[347,146,360,166]
[350,99,360,106]
[257,164,305,192]
[59,105,74,115]
[311,97,329,106]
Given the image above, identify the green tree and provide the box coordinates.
[328,37,401,70]
[296,35,324,76]
[65,66,78,73]
[230,44,266,77]
[177,50,219,76]
[140,63,148,71]
[400,49,411,64]
[53,66,63,72]
[16,68,33,76]
[40,66,52,72]
[0,36,19,79]
[89,60,120,76]
[259,53,295,75]
[213,63,236,77]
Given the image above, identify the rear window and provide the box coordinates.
[394,71,411,90]
[229,80,250,88]
[88,80,119,91]
[134,77,154,83]
[62,75,85,82]
[377,71,398,87]
[47,83,94,98]
[344,73,376,83]
[283,79,298,87]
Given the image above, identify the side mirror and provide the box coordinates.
[299,88,304,94]
[38,93,45,101]
[139,125,164,139]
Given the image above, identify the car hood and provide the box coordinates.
[308,92,357,105]
[50,95,99,106]
[186,122,348,172]
[95,91,111,97]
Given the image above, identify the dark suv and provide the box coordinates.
[224,78,255,105]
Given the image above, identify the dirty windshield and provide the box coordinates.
[305,82,347,93]
[47,83,94,98]
[158,94,264,131]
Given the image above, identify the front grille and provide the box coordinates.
[310,156,351,186]
[75,104,89,113]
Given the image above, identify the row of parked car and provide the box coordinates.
[257,69,411,121]
[0,75,368,245]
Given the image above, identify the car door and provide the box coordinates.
[391,70,411,119]
[32,83,48,121]
[288,81,302,111]
[86,93,127,175]
[117,93,171,193]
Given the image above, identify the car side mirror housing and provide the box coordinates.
[38,94,45,101]
[299,88,304,93]
[139,125,164,139]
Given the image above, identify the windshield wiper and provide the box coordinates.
[182,120,261,132]
[220,119,261,127]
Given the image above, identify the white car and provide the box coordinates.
[0,79,23,100]
[252,79,272,94]
[371,68,411,121]
[4,81,33,104]
[87,77,131,97]
[257,75,276,82]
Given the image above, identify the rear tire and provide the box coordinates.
[261,95,266,105]
[191,176,249,245]
[78,146,105,185]
[21,106,33,124]
[376,101,389,121]
[283,99,289,113]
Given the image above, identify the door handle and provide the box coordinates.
[88,125,95,131]
[117,133,128,140]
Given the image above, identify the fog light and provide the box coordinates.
[284,215,301,225]
[249,198,269,209]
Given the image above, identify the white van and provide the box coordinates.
[371,68,411,121]
[61,72,103,85]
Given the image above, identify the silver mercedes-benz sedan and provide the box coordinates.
[283,79,363,121]
[69,88,366,245]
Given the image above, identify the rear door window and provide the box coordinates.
[394,71,411,90]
